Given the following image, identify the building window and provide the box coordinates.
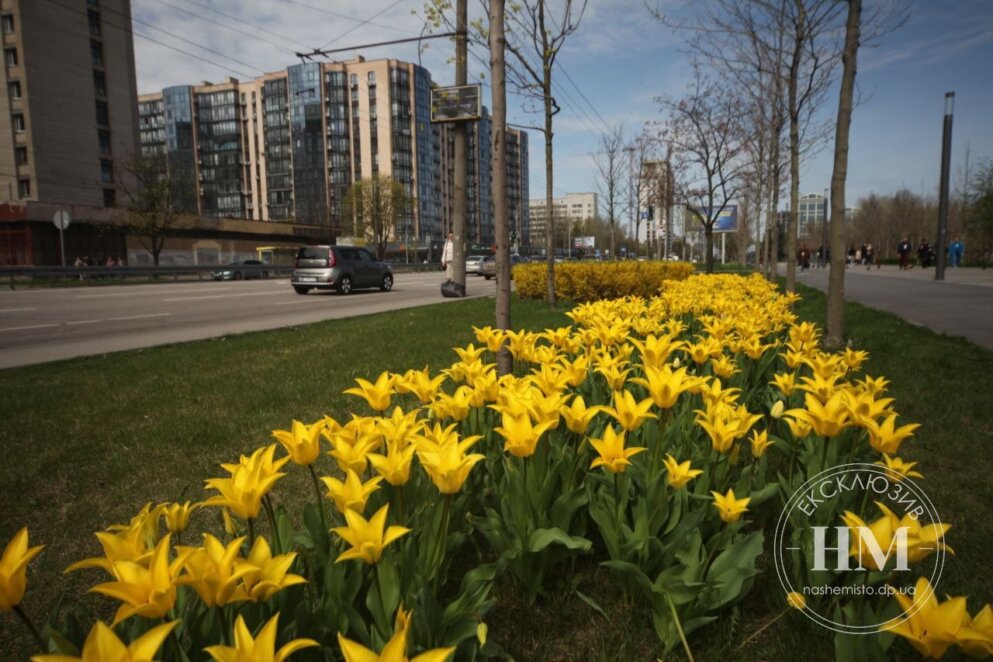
[1,14,13,34]
[100,159,114,184]
[88,10,101,37]
[17,179,29,198]
[14,147,27,165]
[95,100,109,125]
[367,71,376,86]
[4,48,16,67]
[8,80,20,99]
[103,188,116,207]
[98,129,111,155]
[93,70,106,97]
[12,113,24,132]
[90,40,103,67]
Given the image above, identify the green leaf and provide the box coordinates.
[526,527,592,553]
[574,588,608,619]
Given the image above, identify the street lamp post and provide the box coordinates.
[935,92,954,281]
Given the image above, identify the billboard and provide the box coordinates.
[430,85,482,123]
[693,205,739,233]
[574,236,595,249]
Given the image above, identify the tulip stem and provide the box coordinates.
[217,606,231,646]
[432,494,453,590]
[308,464,328,533]
[247,517,256,548]
[735,607,789,652]
[13,605,45,652]
[372,565,390,639]
[263,495,282,552]
[666,594,695,662]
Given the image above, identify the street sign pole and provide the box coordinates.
[53,210,71,266]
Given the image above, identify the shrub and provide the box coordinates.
[513,260,694,301]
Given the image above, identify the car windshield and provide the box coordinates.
[297,247,327,260]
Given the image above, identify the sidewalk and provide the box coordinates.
[787,264,993,349]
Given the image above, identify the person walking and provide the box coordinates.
[864,244,875,271]
[949,237,964,268]
[441,231,454,284]
[898,237,912,270]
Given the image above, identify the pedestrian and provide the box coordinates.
[917,241,928,268]
[865,243,875,270]
[105,256,116,267]
[441,231,454,284]
[949,236,964,268]
[847,246,855,267]
[897,237,912,270]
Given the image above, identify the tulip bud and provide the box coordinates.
[770,401,785,419]
[787,591,807,610]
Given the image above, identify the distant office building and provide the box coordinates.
[798,193,826,239]
[0,0,139,264]
[137,57,528,252]
[636,161,673,247]
[528,192,597,246]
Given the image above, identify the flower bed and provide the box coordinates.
[4,274,990,661]
[513,259,694,301]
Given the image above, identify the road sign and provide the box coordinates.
[430,85,482,123]
[53,209,71,230]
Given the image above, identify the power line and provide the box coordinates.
[318,0,408,50]
[146,0,301,56]
[184,0,319,51]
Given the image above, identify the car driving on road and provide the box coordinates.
[291,245,394,295]
[212,260,268,280]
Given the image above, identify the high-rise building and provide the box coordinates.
[0,0,139,264]
[528,192,598,246]
[798,193,826,239]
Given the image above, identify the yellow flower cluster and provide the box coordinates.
[513,260,693,301]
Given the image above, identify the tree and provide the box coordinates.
[662,70,746,273]
[489,0,512,375]
[967,158,993,267]
[593,123,625,259]
[342,175,410,261]
[117,152,195,266]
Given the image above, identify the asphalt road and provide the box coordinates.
[793,265,993,350]
[0,272,494,369]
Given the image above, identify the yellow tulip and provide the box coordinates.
[395,367,447,404]
[662,454,703,489]
[589,426,646,473]
[338,605,454,662]
[711,489,750,524]
[841,347,869,372]
[958,604,993,658]
[630,333,683,367]
[840,502,951,571]
[161,501,199,535]
[472,325,505,353]
[327,428,379,476]
[875,454,923,482]
[630,363,697,409]
[332,504,410,564]
[343,371,396,412]
[685,337,723,365]
[0,527,43,612]
[865,413,921,455]
[560,394,604,435]
[855,374,891,397]
[770,400,786,419]
[844,389,896,427]
[368,442,418,487]
[32,620,178,662]
[428,386,474,422]
[374,407,424,452]
[271,419,324,465]
[711,354,739,379]
[595,362,632,391]
[321,469,383,516]
[749,429,774,458]
[237,536,307,602]
[203,445,289,520]
[770,372,796,396]
[205,613,318,662]
[786,592,807,610]
[495,410,554,459]
[802,351,845,380]
[416,425,485,494]
[90,535,189,626]
[177,534,253,608]
[784,392,851,438]
[886,577,972,659]
[453,342,487,365]
[604,390,657,432]
[557,354,592,387]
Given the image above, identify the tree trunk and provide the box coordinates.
[825,0,861,348]
[705,227,715,272]
[490,0,512,375]
[785,0,805,293]
[451,0,468,295]
[544,93,556,307]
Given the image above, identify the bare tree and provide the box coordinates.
[593,123,625,259]
[117,153,195,266]
[489,0,512,374]
[343,175,411,261]
[662,70,747,273]
[623,132,656,256]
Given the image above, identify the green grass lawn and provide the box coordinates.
[1,284,990,661]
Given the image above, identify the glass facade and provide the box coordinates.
[194,88,244,217]
[325,69,350,228]
[288,63,326,228]
[263,78,291,219]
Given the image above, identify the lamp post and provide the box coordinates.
[935,92,954,281]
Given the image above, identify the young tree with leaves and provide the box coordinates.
[117,153,195,266]
[342,175,411,261]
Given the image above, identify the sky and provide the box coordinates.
[130,0,993,220]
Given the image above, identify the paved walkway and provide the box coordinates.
[787,264,993,350]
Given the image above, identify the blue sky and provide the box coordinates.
[132,0,993,215]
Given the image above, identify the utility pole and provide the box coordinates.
[451,0,469,295]
[935,92,954,281]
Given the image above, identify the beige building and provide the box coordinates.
[0,0,139,263]
[528,192,597,246]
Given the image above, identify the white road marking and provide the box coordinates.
[76,287,233,299]
[274,299,324,305]
[0,307,36,313]
[0,323,58,332]
[67,319,102,326]
[106,313,172,322]
[164,291,286,302]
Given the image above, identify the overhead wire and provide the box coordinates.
[318,0,408,50]
[184,0,320,51]
[146,0,303,57]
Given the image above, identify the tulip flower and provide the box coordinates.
[560,394,604,435]
[321,469,383,515]
[473,324,505,353]
[177,534,253,607]
[784,392,851,438]
[770,400,786,419]
[31,620,178,662]
[527,390,567,430]
[368,442,418,487]
[786,592,807,610]
[90,535,189,625]
[205,613,318,662]
[557,354,592,388]
[662,454,703,489]
[749,429,774,458]
[630,333,683,367]
[841,347,869,372]
[604,390,657,432]
[427,386,474,422]
[589,426,646,474]
[332,504,410,564]
[886,577,974,659]
[711,355,739,379]
[770,372,796,396]
[595,362,632,392]
[161,501,199,535]
[630,364,697,410]
[0,527,44,612]
[453,343,487,365]
[416,428,485,495]
[844,389,896,428]
[864,413,921,455]
[374,407,424,451]
[338,605,454,662]
[327,429,379,476]
[343,371,396,412]
[840,502,951,571]
[203,445,289,521]
[802,352,845,380]
[495,410,554,459]
[271,419,324,465]
[875,454,923,482]
[958,605,993,658]
[237,536,307,602]
[712,489,750,524]
[855,374,891,397]
[685,337,723,365]
[395,367,447,404]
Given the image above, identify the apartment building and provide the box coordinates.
[528,192,597,246]
[0,0,139,264]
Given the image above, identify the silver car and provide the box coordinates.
[291,245,394,295]
[466,255,486,276]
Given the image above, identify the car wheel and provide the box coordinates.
[337,275,353,294]
[484,274,493,280]
[234,272,243,280]
[380,274,394,291]
[293,286,310,295]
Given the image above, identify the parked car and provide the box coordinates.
[291,245,394,295]
[481,254,528,280]
[212,260,268,280]
[466,255,487,276]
